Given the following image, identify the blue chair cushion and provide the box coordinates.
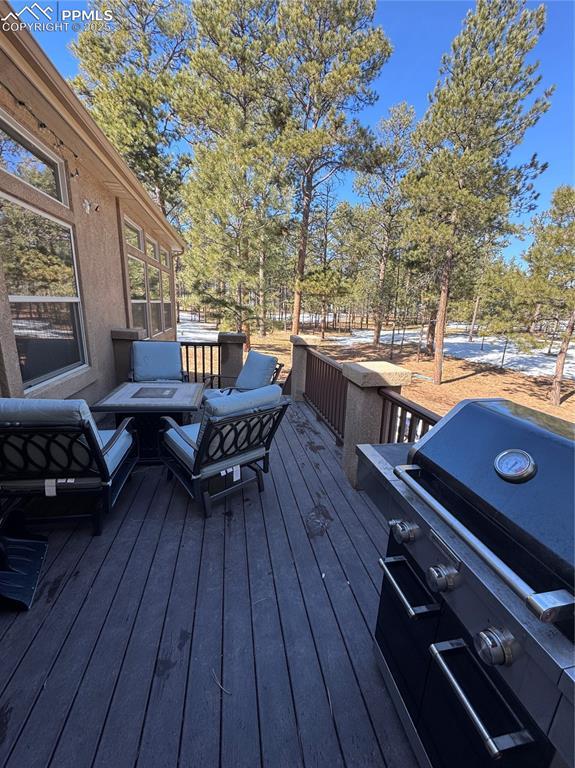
[204,385,282,418]
[132,341,183,382]
[163,422,266,479]
[0,398,103,446]
[234,350,278,390]
[99,429,134,474]
[202,388,228,401]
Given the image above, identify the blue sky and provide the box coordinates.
[31,0,574,261]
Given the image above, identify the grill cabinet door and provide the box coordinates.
[417,613,555,768]
[375,555,441,717]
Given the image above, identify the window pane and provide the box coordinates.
[128,257,146,300]
[160,248,169,267]
[10,301,84,386]
[0,123,60,200]
[131,301,148,332]
[0,198,76,296]
[162,272,172,328]
[150,303,162,335]
[146,239,158,260]
[125,221,142,250]
[148,265,160,300]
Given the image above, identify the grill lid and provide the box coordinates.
[408,399,575,588]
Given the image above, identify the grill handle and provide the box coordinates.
[430,640,534,759]
[378,557,440,619]
[394,465,575,624]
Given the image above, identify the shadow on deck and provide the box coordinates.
[0,402,416,768]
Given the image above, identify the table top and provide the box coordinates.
[92,381,204,413]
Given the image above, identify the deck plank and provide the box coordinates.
[269,430,386,767]
[0,403,417,768]
[135,497,204,768]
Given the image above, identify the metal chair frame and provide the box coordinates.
[160,402,288,515]
[0,418,138,535]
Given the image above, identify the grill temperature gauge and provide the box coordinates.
[494,449,536,482]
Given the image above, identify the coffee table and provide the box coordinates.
[93,381,204,460]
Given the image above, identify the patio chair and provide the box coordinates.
[203,349,283,402]
[130,340,187,382]
[160,384,288,515]
[0,398,138,537]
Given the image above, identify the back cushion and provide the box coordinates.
[0,398,102,445]
[235,350,278,390]
[132,341,183,381]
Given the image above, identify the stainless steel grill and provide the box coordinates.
[357,399,575,768]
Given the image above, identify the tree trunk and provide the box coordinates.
[529,303,542,335]
[433,260,451,385]
[258,251,266,336]
[373,248,388,346]
[291,172,313,335]
[320,300,327,340]
[426,309,437,355]
[550,307,575,406]
[468,295,480,342]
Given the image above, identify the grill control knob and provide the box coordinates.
[390,520,420,544]
[474,627,516,667]
[426,563,460,593]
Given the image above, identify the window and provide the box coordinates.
[146,238,158,261]
[0,195,85,387]
[0,118,64,203]
[148,265,162,335]
[128,257,147,332]
[160,248,170,267]
[162,272,172,329]
[125,220,142,250]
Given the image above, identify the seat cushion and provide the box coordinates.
[204,385,282,418]
[163,421,265,479]
[162,422,202,472]
[132,341,183,382]
[99,428,134,474]
[202,388,228,401]
[235,350,278,390]
[0,398,103,446]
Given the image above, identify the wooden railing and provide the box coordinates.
[379,388,440,443]
[303,348,348,443]
[181,341,222,387]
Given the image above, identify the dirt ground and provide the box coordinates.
[250,330,575,423]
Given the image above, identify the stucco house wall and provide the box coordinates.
[0,9,183,403]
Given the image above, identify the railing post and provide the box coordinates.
[341,361,412,488]
[289,335,310,401]
[110,327,147,384]
[218,332,247,387]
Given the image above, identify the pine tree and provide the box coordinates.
[403,0,553,384]
[354,103,416,345]
[526,185,575,405]
[71,0,192,215]
[179,0,291,344]
[272,0,391,335]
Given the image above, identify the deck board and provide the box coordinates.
[0,403,417,768]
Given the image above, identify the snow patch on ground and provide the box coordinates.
[326,329,575,380]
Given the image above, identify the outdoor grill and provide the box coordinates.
[357,399,575,768]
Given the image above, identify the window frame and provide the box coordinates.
[146,237,159,261]
[0,107,69,207]
[1,191,88,388]
[147,263,163,336]
[124,217,144,252]
[127,255,148,333]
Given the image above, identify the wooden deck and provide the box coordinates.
[0,402,416,768]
